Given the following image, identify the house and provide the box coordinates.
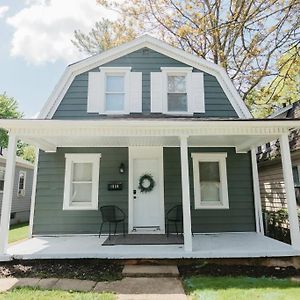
[0,151,34,225]
[258,101,300,233]
[0,35,299,261]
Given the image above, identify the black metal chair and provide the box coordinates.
[166,204,194,236]
[99,205,126,239]
[166,204,183,236]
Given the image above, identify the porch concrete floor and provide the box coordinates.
[6,233,300,260]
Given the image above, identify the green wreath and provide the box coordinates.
[138,173,155,193]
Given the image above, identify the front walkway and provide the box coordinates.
[0,277,187,300]
[5,232,300,260]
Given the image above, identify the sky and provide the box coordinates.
[0,0,117,118]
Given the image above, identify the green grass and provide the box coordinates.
[8,222,29,244]
[183,276,300,300]
[0,287,116,300]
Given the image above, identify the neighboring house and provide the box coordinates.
[258,101,300,212]
[0,35,299,260]
[0,151,34,224]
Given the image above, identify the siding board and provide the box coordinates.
[33,146,255,235]
[52,48,238,119]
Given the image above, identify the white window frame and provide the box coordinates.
[0,166,5,193]
[99,67,131,115]
[17,170,26,197]
[161,67,193,115]
[191,152,229,209]
[63,153,101,210]
[292,164,300,187]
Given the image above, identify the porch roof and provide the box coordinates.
[0,118,299,152]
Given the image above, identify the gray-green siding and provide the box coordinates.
[32,147,255,235]
[52,48,238,119]
[164,147,255,232]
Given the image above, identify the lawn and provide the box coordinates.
[8,223,29,244]
[0,287,116,300]
[183,276,300,300]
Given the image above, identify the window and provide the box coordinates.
[167,75,187,112]
[191,153,229,209]
[0,166,5,192]
[18,171,26,196]
[63,154,101,210]
[105,74,125,112]
[293,165,300,187]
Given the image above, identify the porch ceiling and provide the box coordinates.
[0,119,298,152]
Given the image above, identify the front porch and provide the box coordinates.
[0,118,300,260]
[6,233,300,260]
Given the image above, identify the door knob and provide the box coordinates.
[133,189,137,195]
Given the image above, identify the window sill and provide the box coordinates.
[63,205,98,211]
[164,112,194,116]
[195,203,229,210]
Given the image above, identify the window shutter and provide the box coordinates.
[151,72,163,113]
[87,72,104,113]
[188,72,205,113]
[129,72,142,113]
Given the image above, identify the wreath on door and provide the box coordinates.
[138,173,155,193]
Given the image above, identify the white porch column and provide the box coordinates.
[279,133,300,249]
[0,133,17,254]
[179,136,193,252]
[251,148,264,234]
[29,147,39,238]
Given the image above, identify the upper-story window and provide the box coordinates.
[167,75,187,112]
[87,67,142,115]
[105,74,125,112]
[151,67,205,115]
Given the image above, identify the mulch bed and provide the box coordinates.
[179,263,300,279]
[0,259,299,281]
[0,259,123,282]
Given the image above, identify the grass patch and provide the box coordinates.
[0,287,116,300]
[183,276,300,300]
[8,223,29,244]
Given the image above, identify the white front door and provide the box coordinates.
[129,147,165,234]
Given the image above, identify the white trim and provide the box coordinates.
[161,67,192,115]
[29,147,39,238]
[38,35,251,119]
[17,170,26,197]
[160,67,193,72]
[63,153,101,211]
[279,133,300,250]
[180,136,193,251]
[250,148,264,234]
[101,68,131,115]
[128,146,165,234]
[191,152,229,209]
[0,134,17,254]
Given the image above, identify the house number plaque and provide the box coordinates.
[107,182,123,191]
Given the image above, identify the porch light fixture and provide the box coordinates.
[119,163,125,174]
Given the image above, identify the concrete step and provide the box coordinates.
[122,265,179,277]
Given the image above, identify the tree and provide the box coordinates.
[246,45,300,117]
[80,0,300,103]
[18,144,36,163]
[72,19,137,55]
[0,93,23,152]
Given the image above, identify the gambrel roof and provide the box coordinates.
[38,35,252,119]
